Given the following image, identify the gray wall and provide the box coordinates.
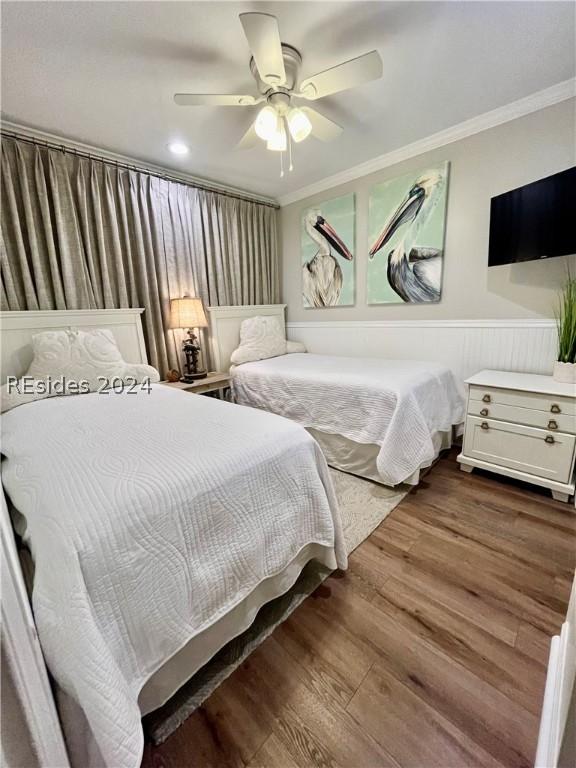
[281,100,576,322]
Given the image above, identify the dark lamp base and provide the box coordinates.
[181,370,207,382]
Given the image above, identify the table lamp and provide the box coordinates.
[170,296,208,381]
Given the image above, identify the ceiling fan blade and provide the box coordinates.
[239,13,286,87]
[174,93,262,106]
[298,50,382,100]
[302,108,343,142]
[237,123,260,150]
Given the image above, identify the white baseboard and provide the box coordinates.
[286,318,556,381]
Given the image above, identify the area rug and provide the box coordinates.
[144,469,408,744]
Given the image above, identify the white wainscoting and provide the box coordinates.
[286,319,556,382]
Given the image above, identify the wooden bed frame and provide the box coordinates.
[1,309,148,767]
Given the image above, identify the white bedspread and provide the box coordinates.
[232,354,466,486]
[1,385,345,767]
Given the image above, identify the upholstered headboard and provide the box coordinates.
[207,304,286,372]
[0,309,148,383]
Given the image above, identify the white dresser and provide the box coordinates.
[457,370,576,502]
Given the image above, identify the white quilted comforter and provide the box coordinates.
[233,354,466,486]
[1,385,345,767]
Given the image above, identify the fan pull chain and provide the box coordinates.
[280,151,284,178]
[288,129,293,172]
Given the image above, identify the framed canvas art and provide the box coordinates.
[301,193,355,308]
[367,162,449,304]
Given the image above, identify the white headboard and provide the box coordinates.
[207,304,286,371]
[0,309,148,383]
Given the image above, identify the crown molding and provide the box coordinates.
[278,79,576,207]
[0,119,278,207]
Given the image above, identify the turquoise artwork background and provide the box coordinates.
[367,162,449,304]
[301,192,355,307]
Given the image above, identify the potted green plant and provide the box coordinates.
[554,276,576,383]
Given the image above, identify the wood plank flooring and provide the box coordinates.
[142,450,575,768]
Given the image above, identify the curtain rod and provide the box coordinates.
[1,129,279,210]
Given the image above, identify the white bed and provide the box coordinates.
[209,305,466,487]
[0,310,346,768]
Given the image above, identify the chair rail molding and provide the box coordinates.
[286,318,557,381]
[287,318,555,329]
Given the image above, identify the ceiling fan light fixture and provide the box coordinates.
[254,105,279,141]
[287,108,312,143]
[266,121,287,152]
[172,13,384,174]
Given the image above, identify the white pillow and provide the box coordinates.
[286,341,307,354]
[230,315,287,365]
[1,328,160,412]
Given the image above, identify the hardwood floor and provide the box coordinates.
[142,450,575,768]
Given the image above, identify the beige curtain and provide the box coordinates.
[0,137,279,374]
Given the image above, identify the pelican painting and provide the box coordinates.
[367,163,449,304]
[301,193,355,308]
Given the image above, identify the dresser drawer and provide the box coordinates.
[468,400,576,434]
[463,416,576,483]
[469,385,576,417]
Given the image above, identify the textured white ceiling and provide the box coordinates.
[2,1,574,199]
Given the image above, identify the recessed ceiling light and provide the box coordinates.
[168,142,189,156]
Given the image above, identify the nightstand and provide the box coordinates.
[161,372,231,399]
[457,370,576,502]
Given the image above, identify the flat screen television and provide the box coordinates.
[488,166,576,266]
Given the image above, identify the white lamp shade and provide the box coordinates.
[170,297,208,329]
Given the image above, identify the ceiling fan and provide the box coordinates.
[174,12,383,174]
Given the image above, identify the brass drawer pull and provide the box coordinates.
[551,404,561,414]
[482,394,491,403]
[548,420,558,430]
[545,435,555,444]
[480,408,489,417]
[480,421,489,430]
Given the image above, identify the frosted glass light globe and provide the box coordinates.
[254,106,279,141]
[287,108,312,143]
[266,122,287,152]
